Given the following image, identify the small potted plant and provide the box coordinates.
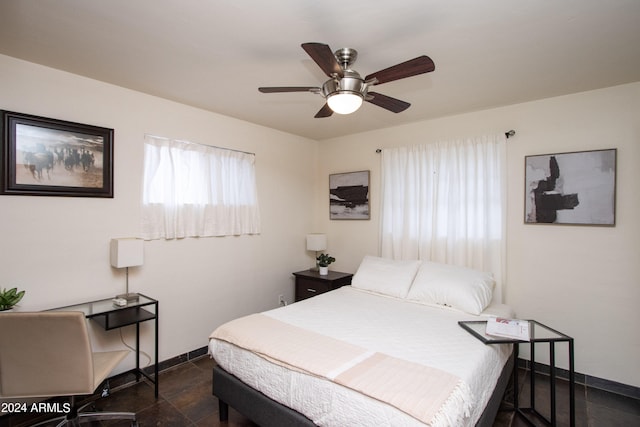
[316,253,335,276]
[0,287,26,311]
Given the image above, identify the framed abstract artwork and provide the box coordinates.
[329,170,370,220]
[1,110,113,197]
[524,149,616,226]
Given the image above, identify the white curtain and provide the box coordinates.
[380,134,506,300]
[141,135,261,239]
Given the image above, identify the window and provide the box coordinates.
[141,135,260,239]
[380,134,506,299]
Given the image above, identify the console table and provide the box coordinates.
[53,294,159,397]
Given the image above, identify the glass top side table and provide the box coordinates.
[52,294,159,397]
[54,293,155,317]
[459,319,575,427]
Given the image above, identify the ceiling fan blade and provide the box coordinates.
[366,92,411,113]
[365,55,435,85]
[314,103,334,118]
[301,43,344,78]
[259,86,319,93]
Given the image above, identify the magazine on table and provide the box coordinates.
[486,317,530,341]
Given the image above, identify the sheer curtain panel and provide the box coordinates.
[380,134,506,300]
[141,135,261,239]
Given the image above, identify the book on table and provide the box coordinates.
[485,317,530,341]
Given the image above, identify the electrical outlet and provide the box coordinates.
[278,295,286,306]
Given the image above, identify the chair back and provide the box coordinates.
[0,311,95,398]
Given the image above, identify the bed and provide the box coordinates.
[209,256,515,427]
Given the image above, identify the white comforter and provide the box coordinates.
[209,286,512,426]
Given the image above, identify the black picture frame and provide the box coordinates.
[1,110,113,198]
[524,148,616,226]
[329,170,370,220]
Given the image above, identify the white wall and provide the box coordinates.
[316,82,640,388]
[0,54,318,370]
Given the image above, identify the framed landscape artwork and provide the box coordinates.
[524,149,616,226]
[329,170,370,220]
[1,110,113,197]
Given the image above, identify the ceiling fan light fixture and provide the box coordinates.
[327,92,363,114]
[259,43,435,118]
[323,73,366,115]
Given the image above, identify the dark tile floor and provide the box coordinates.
[2,356,638,426]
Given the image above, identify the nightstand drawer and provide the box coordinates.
[296,278,332,300]
[293,270,353,302]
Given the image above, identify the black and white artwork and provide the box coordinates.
[329,170,370,220]
[525,149,616,225]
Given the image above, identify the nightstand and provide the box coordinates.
[293,269,353,302]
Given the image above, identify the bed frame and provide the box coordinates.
[212,348,515,427]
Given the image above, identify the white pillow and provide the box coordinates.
[351,255,421,299]
[406,261,494,315]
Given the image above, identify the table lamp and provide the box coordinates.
[306,233,327,271]
[110,238,143,302]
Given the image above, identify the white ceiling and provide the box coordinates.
[1,0,639,141]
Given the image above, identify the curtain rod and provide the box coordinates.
[375,129,516,153]
[144,133,255,156]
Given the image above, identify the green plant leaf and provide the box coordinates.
[0,287,25,309]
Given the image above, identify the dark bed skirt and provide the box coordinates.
[212,349,514,427]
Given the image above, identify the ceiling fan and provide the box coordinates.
[258,42,435,118]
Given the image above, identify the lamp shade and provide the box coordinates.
[306,234,327,251]
[110,238,144,268]
[327,92,363,115]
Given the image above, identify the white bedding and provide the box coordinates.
[209,286,512,426]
